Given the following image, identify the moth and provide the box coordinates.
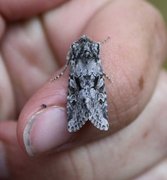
[53,35,109,132]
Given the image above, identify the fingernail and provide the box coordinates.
[23,106,70,156]
[0,141,9,178]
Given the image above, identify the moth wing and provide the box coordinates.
[67,77,88,132]
[67,96,88,132]
[90,115,109,131]
[67,117,88,132]
[90,97,109,131]
[90,76,109,131]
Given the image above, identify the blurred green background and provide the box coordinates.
[149,0,167,69]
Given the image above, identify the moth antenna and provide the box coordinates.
[100,36,111,45]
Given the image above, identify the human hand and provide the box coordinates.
[0,0,167,179]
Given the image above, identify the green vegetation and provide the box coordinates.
[149,0,167,69]
[149,0,167,22]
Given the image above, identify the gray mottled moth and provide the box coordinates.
[53,35,109,132]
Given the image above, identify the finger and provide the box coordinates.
[0,16,15,119]
[90,70,167,180]
[1,71,167,180]
[0,121,34,179]
[0,16,5,38]
[0,56,16,119]
[42,0,111,63]
[135,159,167,180]
[0,121,15,179]
[17,0,167,155]
[0,0,67,21]
[1,18,58,110]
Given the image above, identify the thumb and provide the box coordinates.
[18,71,69,156]
[18,0,167,156]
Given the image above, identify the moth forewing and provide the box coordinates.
[66,35,109,132]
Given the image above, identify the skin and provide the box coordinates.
[0,0,167,179]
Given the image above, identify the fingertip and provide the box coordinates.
[22,106,70,156]
[17,73,71,156]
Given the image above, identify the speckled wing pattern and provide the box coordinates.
[67,35,109,132]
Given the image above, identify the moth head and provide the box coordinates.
[71,35,100,60]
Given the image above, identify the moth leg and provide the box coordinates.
[100,36,112,83]
[100,36,111,45]
[103,73,112,83]
[50,62,69,82]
